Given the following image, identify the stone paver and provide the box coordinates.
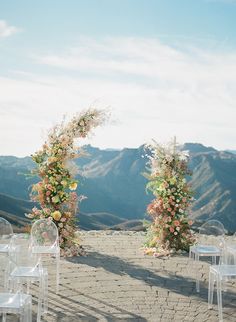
[1,231,236,321]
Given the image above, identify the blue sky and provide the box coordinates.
[0,0,236,156]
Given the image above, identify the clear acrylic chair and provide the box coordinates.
[0,291,32,322]
[208,264,236,322]
[223,232,236,265]
[30,219,60,293]
[0,217,13,254]
[189,220,225,292]
[0,217,13,289]
[7,233,48,322]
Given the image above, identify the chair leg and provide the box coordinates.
[37,297,42,322]
[24,298,32,322]
[27,280,30,294]
[216,275,223,322]
[43,270,48,314]
[189,248,193,260]
[208,269,215,308]
[195,253,200,292]
[56,253,60,294]
[37,277,43,322]
[2,312,6,322]
[28,299,32,322]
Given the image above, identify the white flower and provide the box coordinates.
[179,150,189,161]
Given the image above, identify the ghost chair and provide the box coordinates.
[189,220,225,292]
[0,217,13,253]
[0,290,32,322]
[208,263,236,322]
[30,219,60,293]
[0,217,13,289]
[7,233,48,322]
[223,232,236,265]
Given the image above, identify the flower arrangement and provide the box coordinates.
[143,138,195,257]
[26,108,108,257]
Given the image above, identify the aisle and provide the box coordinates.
[4,231,236,321]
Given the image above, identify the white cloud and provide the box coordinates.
[38,37,236,85]
[1,37,236,156]
[0,20,20,38]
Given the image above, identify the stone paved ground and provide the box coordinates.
[2,231,236,321]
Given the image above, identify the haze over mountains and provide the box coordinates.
[0,143,236,232]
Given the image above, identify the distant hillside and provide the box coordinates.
[0,156,36,200]
[77,212,126,230]
[0,193,131,231]
[75,145,150,219]
[0,193,34,218]
[188,149,236,230]
[0,143,236,232]
[227,150,236,155]
[111,219,144,231]
[0,194,31,231]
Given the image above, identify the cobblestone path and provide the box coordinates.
[2,231,236,321]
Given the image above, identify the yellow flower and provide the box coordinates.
[52,210,62,221]
[64,211,72,218]
[69,182,77,191]
[48,156,57,164]
[61,180,67,187]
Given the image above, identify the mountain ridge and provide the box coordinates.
[0,143,236,231]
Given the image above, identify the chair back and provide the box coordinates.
[0,217,13,244]
[31,219,59,249]
[198,219,225,247]
[8,234,40,271]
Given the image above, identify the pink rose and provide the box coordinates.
[173,220,180,227]
[42,232,48,239]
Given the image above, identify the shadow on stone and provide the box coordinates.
[67,250,236,304]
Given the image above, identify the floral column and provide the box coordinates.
[143,139,195,257]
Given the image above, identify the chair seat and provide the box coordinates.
[226,244,236,252]
[11,266,44,278]
[0,244,9,253]
[191,245,221,255]
[211,264,236,277]
[32,245,59,254]
[0,293,30,309]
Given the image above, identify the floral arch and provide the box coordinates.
[27,108,108,256]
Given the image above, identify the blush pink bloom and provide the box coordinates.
[47,184,53,191]
[173,220,180,227]
[42,232,48,239]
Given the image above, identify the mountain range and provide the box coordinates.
[0,143,236,232]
